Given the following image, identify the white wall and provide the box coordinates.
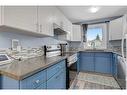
[0,31,67,49]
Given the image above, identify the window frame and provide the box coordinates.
[86,23,107,49]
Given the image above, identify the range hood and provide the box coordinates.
[53,23,67,35]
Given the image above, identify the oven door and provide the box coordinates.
[69,61,78,87]
[66,58,78,89]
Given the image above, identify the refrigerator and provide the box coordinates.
[119,14,127,89]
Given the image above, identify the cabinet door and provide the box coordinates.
[47,60,65,80]
[0,75,1,89]
[79,52,94,72]
[38,6,55,36]
[36,82,46,89]
[20,70,46,89]
[3,6,37,32]
[71,25,82,41]
[47,69,66,89]
[95,57,111,74]
[109,17,123,40]
[0,75,19,89]
[95,53,112,74]
[66,20,72,41]
[53,7,72,41]
[53,8,63,27]
[112,53,118,76]
[0,6,2,25]
[77,53,80,72]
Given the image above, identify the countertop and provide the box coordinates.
[67,49,123,56]
[0,50,122,81]
[0,52,76,80]
[81,49,123,57]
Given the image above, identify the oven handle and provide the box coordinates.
[67,58,78,67]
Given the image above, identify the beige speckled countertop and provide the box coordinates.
[0,50,122,81]
[67,49,122,56]
[0,56,67,80]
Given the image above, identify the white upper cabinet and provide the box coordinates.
[65,19,72,41]
[0,6,2,25]
[0,6,72,38]
[38,6,56,36]
[71,24,82,41]
[53,7,72,40]
[60,16,72,40]
[53,8,72,32]
[109,17,123,40]
[3,6,38,33]
[53,8,63,27]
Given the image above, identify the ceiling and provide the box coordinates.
[58,6,127,23]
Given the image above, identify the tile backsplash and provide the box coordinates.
[109,40,126,53]
[0,31,67,49]
[69,42,82,51]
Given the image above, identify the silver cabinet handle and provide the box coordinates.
[35,80,40,84]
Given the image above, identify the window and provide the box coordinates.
[84,23,107,49]
[87,28,102,41]
[86,27,103,49]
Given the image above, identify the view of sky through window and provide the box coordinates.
[87,28,102,41]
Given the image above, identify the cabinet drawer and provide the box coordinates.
[47,60,65,80]
[36,82,46,89]
[95,52,112,57]
[20,70,46,89]
[47,69,66,89]
[80,52,94,57]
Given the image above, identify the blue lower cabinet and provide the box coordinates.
[0,59,66,89]
[80,57,94,72]
[47,68,66,89]
[77,53,80,72]
[79,52,115,75]
[77,56,80,72]
[79,52,94,72]
[112,53,118,76]
[0,70,47,89]
[20,70,47,89]
[47,60,65,80]
[94,53,112,74]
[94,52,112,58]
[46,60,66,89]
[0,75,19,89]
[36,82,46,89]
[95,57,111,74]
[0,75,1,89]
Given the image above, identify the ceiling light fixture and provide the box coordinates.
[89,7,100,13]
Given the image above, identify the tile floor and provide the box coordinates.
[70,72,121,89]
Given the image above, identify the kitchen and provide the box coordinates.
[0,6,127,90]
